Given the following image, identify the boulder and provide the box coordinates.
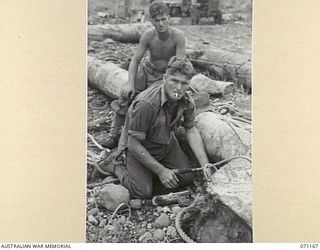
[154,213,171,228]
[97,184,130,211]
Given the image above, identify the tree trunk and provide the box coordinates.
[187,48,251,89]
[207,159,252,227]
[88,57,251,160]
[190,73,234,96]
[88,23,152,42]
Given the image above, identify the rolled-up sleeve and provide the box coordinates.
[128,101,154,141]
[182,96,196,129]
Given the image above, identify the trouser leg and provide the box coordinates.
[124,152,154,199]
[160,136,193,186]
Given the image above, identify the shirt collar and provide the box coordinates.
[160,84,168,106]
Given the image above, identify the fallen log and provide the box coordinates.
[88,57,251,161]
[190,73,234,96]
[207,159,252,227]
[88,23,152,42]
[88,56,128,99]
[88,23,251,88]
[187,48,251,89]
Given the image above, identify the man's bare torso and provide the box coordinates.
[146,27,182,70]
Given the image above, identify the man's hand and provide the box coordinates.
[158,168,180,189]
[120,84,135,99]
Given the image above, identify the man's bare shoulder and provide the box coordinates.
[169,27,185,39]
[141,28,156,41]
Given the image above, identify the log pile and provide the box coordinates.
[87,57,251,161]
[88,23,252,89]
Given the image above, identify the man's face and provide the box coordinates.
[151,13,169,33]
[164,73,190,102]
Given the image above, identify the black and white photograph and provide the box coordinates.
[87,0,252,243]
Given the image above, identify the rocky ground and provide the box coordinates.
[87,1,252,243]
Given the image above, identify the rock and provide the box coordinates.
[171,206,182,215]
[156,206,162,213]
[166,226,177,238]
[118,215,126,225]
[137,216,144,222]
[97,184,130,211]
[88,207,99,216]
[154,213,170,228]
[92,187,101,196]
[141,221,147,228]
[161,206,171,213]
[153,229,165,241]
[169,214,176,220]
[88,215,98,226]
[147,223,152,229]
[139,231,152,243]
[129,199,142,209]
[153,211,159,216]
[87,197,95,204]
[99,219,107,228]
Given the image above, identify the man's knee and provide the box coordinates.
[129,181,153,199]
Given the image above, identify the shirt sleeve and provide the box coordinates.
[128,101,155,141]
[182,95,196,129]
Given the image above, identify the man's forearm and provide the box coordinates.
[127,57,139,87]
[185,126,209,168]
[127,136,165,175]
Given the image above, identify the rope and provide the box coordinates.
[87,150,111,176]
[109,202,131,224]
[87,133,110,151]
[175,204,196,243]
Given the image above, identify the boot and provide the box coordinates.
[101,113,125,149]
[101,128,120,149]
[91,149,128,183]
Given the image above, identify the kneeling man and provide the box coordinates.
[101,57,210,198]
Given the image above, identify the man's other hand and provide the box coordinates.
[120,84,135,99]
[158,168,180,189]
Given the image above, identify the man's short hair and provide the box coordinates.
[166,56,195,80]
[149,1,169,19]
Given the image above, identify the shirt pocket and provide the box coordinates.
[147,115,169,145]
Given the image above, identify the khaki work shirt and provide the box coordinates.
[118,83,196,160]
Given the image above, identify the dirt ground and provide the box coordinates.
[87,0,252,243]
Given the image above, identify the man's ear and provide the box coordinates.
[163,74,167,81]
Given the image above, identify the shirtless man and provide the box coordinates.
[103,1,186,149]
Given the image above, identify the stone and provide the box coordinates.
[141,221,147,228]
[97,184,130,211]
[166,226,177,238]
[171,206,182,215]
[129,199,142,209]
[169,214,176,220]
[99,219,107,228]
[88,215,98,226]
[153,211,159,216]
[88,207,99,216]
[153,229,165,242]
[92,187,101,196]
[139,231,152,243]
[161,206,171,213]
[87,197,95,204]
[154,213,170,228]
[147,223,152,229]
[156,206,162,213]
